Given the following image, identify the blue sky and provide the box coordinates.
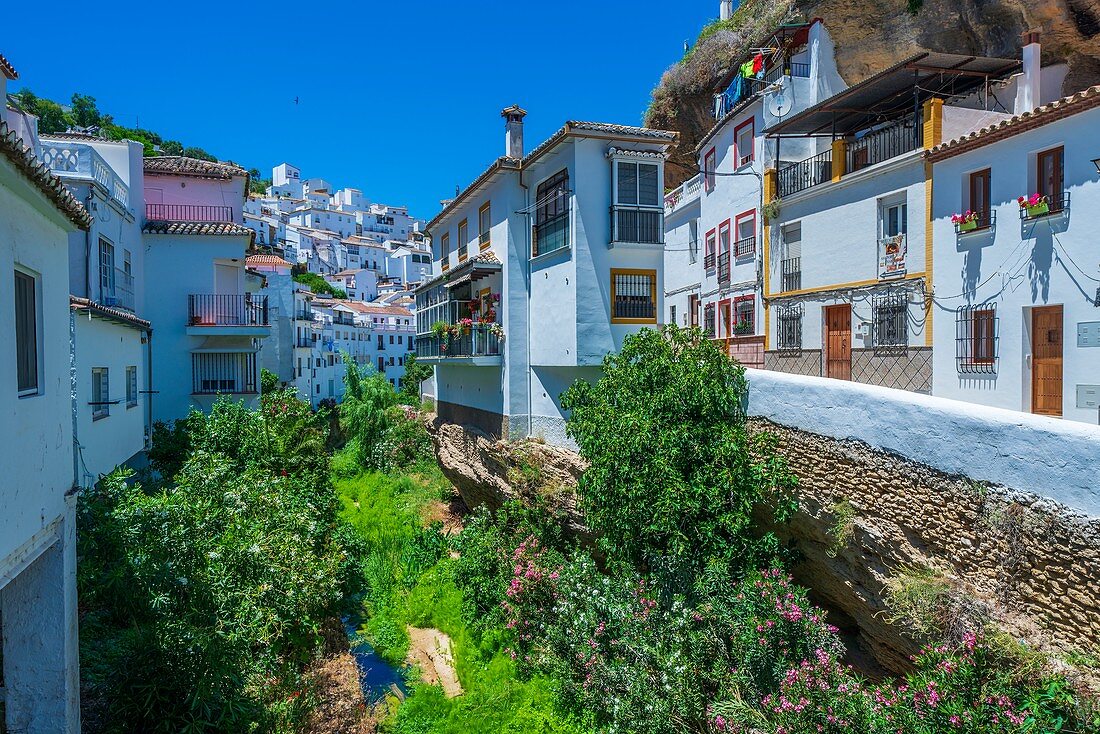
[6,1,713,219]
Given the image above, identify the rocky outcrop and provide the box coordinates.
[425,416,591,540]
[647,0,1100,187]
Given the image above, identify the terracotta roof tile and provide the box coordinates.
[245,253,292,267]
[142,220,253,237]
[0,121,91,229]
[143,156,248,180]
[70,296,150,330]
[927,85,1100,161]
[0,52,17,79]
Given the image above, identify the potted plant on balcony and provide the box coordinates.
[488,322,506,343]
[1018,193,1049,218]
[457,317,474,336]
[951,210,980,232]
[762,198,782,222]
[431,319,452,352]
[733,319,754,336]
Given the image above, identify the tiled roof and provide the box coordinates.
[426,120,676,233]
[0,52,17,79]
[143,156,248,180]
[142,220,253,237]
[337,300,413,316]
[926,85,1100,161]
[245,253,292,267]
[0,121,92,229]
[416,250,502,291]
[70,297,151,330]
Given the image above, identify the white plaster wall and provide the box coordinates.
[435,363,506,415]
[662,197,701,327]
[930,105,1100,423]
[745,368,1100,517]
[73,315,146,481]
[0,164,75,564]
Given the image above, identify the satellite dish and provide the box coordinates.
[766,78,793,119]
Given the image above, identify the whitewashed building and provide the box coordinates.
[38,134,153,481]
[664,19,846,370]
[758,50,1052,394]
[1,53,88,728]
[416,107,677,444]
[142,157,269,422]
[928,79,1100,423]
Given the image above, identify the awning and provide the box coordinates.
[765,52,1021,137]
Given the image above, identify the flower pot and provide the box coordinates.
[1025,202,1049,217]
[958,219,978,232]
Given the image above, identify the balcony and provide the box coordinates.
[416,323,503,365]
[294,307,315,321]
[703,252,716,270]
[734,235,756,259]
[146,203,234,222]
[777,150,832,198]
[610,206,663,246]
[717,251,731,286]
[1019,191,1070,222]
[846,116,923,174]
[664,174,702,214]
[954,209,996,235]
[103,268,135,311]
[295,336,315,349]
[39,140,129,208]
[780,257,801,292]
[192,352,257,395]
[187,294,270,335]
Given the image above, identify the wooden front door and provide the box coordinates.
[1031,305,1063,416]
[825,305,851,381]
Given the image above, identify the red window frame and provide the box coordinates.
[704,148,716,192]
[704,228,717,268]
[734,294,755,333]
[734,209,756,258]
[734,118,755,167]
[718,219,731,254]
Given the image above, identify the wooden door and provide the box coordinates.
[825,305,851,380]
[1031,305,1063,416]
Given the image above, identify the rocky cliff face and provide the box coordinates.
[646,0,1100,187]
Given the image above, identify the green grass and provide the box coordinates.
[336,469,588,734]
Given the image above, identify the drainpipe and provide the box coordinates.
[145,329,154,448]
[70,307,80,491]
[520,167,532,439]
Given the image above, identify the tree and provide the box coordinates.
[161,140,183,155]
[560,326,796,573]
[181,146,217,162]
[339,356,397,468]
[293,271,346,299]
[14,88,71,134]
[70,93,101,128]
[399,353,432,403]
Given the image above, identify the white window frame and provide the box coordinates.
[126,365,138,408]
[15,267,42,397]
[92,367,110,420]
[99,237,116,301]
[610,152,664,209]
[878,194,908,239]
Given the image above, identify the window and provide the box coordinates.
[610,269,657,323]
[968,169,991,228]
[669,304,677,326]
[872,292,908,348]
[704,229,717,269]
[735,119,754,167]
[92,367,110,419]
[478,202,491,249]
[1037,146,1065,211]
[734,295,754,334]
[777,303,803,351]
[956,304,998,373]
[533,169,570,257]
[734,211,756,258]
[688,294,700,327]
[99,238,115,300]
[704,148,716,192]
[457,219,468,260]
[126,365,138,407]
[688,221,699,264]
[703,302,716,335]
[881,200,907,238]
[440,233,450,267]
[15,270,39,395]
[616,161,660,207]
[717,220,731,282]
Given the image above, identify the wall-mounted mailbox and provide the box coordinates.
[1076,384,1100,410]
[1078,321,1100,347]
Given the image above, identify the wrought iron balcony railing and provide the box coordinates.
[610,206,664,245]
[777,150,832,198]
[146,203,234,222]
[187,294,269,327]
[416,323,502,360]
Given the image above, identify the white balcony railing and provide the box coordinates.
[664,173,703,214]
[39,141,129,209]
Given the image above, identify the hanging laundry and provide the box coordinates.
[752,53,764,74]
[740,59,755,78]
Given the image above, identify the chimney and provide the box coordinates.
[720,0,733,21]
[501,105,526,159]
[1019,30,1041,112]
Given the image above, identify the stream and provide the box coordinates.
[343,615,408,703]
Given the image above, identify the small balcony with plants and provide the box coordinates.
[415,280,504,365]
[1018,191,1070,222]
[187,294,271,336]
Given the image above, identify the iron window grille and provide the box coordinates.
[734,235,756,259]
[533,170,570,257]
[780,257,801,292]
[872,292,909,350]
[611,270,657,322]
[734,297,755,334]
[776,303,803,351]
[956,304,999,373]
[703,303,716,336]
